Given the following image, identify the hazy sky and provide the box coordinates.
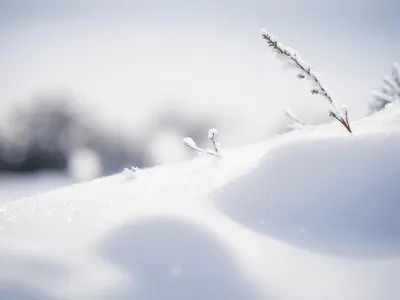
[1,0,399,143]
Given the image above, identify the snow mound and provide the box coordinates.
[1,104,400,300]
[218,129,400,258]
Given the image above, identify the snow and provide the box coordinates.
[1,104,400,300]
[0,172,75,204]
[122,166,140,179]
[182,137,197,150]
[285,109,307,130]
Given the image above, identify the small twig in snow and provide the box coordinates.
[183,128,221,157]
[208,128,221,156]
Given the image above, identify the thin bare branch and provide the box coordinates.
[261,29,352,133]
[261,31,337,110]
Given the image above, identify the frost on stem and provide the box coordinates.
[183,128,221,157]
[285,109,307,130]
[261,29,352,133]
[123,166,140,179]
[207,128,220,156]
[370,62,400,112]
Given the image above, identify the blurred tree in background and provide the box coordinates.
[0,93,215,179]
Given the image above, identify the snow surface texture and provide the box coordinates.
[1,104,400,300]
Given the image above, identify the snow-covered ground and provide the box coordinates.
[0,172,75,204]
[1,103,400,300]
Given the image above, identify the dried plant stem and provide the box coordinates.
[261,29,352,133]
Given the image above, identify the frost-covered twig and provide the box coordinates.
[370,62,400,112]
[183,128,221,157]
[285,109,307,129]
[208,128,220,156]
[261,29,352,133]
[123,166,140,179]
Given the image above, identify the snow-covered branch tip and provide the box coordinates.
[370,62,400,112]
[285,109,307,130]
[183,128,221,157]
[261,29,352,133]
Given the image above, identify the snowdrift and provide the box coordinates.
[219,130,400,258]
[1,104,400,300]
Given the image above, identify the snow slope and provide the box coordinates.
[1,104,400,300]
[0,172,75,204]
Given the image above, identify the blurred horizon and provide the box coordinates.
[1,0,399,201]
